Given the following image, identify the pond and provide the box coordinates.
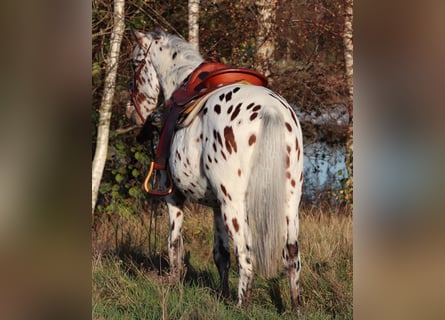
[293,104,351,205]
[302,141,349,204]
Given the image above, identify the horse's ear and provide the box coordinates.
[131,28,145,46]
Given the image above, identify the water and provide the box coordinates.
[293,104,350,204]
[302,142,348,204]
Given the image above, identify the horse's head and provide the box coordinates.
[126,30,161,125]
[127,29,205,126]
[127,30,204,124]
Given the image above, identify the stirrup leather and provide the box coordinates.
[143,161,174,196]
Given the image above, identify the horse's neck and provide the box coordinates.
[160,63,201,99]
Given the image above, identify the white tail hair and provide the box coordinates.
[247,107,286,278]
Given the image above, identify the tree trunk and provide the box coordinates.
[254,0,278,77]
[343,0,353,104]
[343,0,353,204]
[92,0,125,217]
[188,0,200,49]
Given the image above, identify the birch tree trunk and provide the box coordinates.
[188,0,200,49]
[343,0,354,201]
[92,0,125,216]
[344,0,353,104]
[254,0,278,77]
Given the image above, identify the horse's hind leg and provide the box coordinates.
[220,200,254,307]
[284,239,301,312]
[284,193,302,313]
[166,191,186,283]
[213,207,230,297]
[283,183,301,312]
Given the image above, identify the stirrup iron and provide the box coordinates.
[143,162,174,196]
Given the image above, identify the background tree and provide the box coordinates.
[92,0,125,216]
[343,0,353,102]
[343,0,353,204]
[254,0,278,77]
[188,0,200,48]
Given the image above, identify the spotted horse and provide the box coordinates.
[127,29,304,314]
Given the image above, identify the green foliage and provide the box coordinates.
[95,130,153,217]
[334,147,353,207]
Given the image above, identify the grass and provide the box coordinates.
[92,203,352,319]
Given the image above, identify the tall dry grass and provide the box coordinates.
[298,206,352,317]
[92,202,352,319]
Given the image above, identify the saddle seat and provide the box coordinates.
[144,62,268,196]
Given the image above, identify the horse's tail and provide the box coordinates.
[247,107,286,278]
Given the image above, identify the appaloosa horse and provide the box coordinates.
[127,29,304,313]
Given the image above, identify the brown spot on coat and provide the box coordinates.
[248,134,256,146]
[224,126,237,154]
[252,105,261,112]
[136,92,147,103]
[250,112,258,121]
[216,131,223,147]
[214,104,221,114]
[220,184,227,196]
[230,103,242,121]
[291,179,296,187]
[176,211,182,217]
[238,169,242,176]
[290,109,298,127]
[285,122,292,132]
[232,218,240,232]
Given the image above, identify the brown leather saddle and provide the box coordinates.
[144,62,268,196]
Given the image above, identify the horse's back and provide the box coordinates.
[169,83,302,204]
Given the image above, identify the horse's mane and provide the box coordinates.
[150,30,204,79]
